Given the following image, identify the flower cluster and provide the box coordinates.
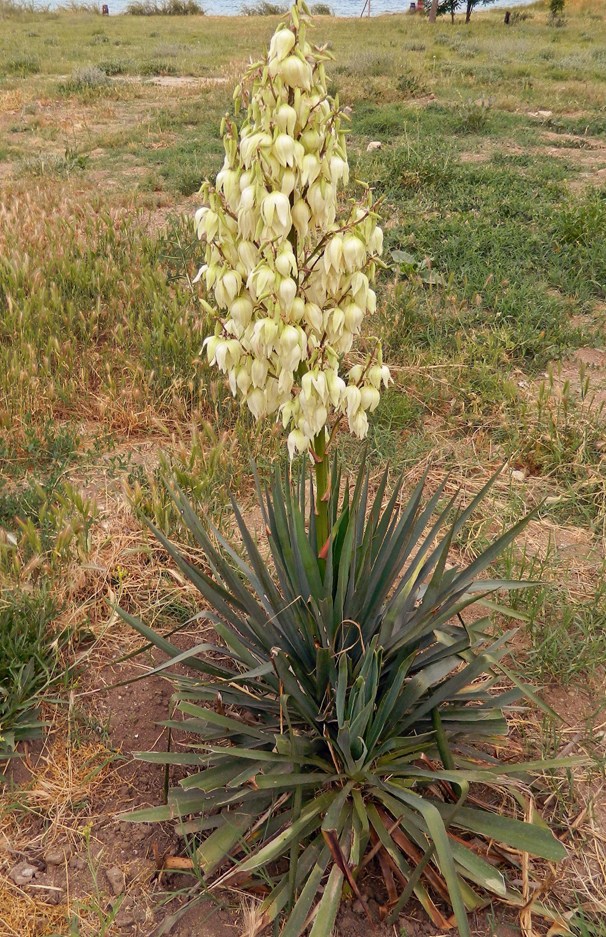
[195,0,390,459]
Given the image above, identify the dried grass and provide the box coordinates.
[0,881,68,937]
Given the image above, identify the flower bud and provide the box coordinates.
[261,191,292,236]
[301,154,321,188]
[275,103,297,135]
[343,384,361,419]
[230,295,253,329]
[238,241,259,273]
[278,55,312,91]
[275,246,297,278]
[251,357,269,388]
[203,334,220,365]
[300,129,320,152]
[247,387,266,419]
[326,369,345,407]
[275,133,296,168]
[342,235,366,273]
[292,198,311,239]
[288,428,309,460]
[360,385,380,412]
[269,27,296,63]
[278,277,297,311]
[350,408,369,439]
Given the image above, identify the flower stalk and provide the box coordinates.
[312,429,329,560]
[194,0,391,506]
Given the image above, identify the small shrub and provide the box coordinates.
[58,65,111,94]
[241,0,286,11]
[396,72,426,97]
[310,1,332,12]
[126,0,204,14]
[0,590,63,763]
[510,9,533,22]
[90,30,110,42]
[549,0,564,18]
[19,147,90,176]
[3,55,40,76]
[0,0,49,14]
[139,60,178,75]
[452,100,491,134]
[57,0,101,11]
[98,58,130,75]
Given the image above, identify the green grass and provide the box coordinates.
[0,590,64,763]
[0,0,605,830]
[0,5,605,932]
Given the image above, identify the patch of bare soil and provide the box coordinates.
[1,657,185,935]
[458,127,606,187]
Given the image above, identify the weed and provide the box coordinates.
[97,58,130,75]
[128,423,238,537]
[501,547,606,683]
[58,65,111,95]
[57,0,101,11]
[241,0,286,12]
[126,0,204,13]
[396,72,426,97]
[19,145,89,176]
[0,590,63,762]
[452,99,491,134]
[139,59,178,75]
[2,55,40,76]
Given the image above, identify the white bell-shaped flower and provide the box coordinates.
[194,2,387,460]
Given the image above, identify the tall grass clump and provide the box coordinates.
[119,3,572,935]
[0,591,63,766]
[0,0,48,14]
[241,0,287,13]
[125,0,204,14]
[56,0,102,11]
[0,192,211,430]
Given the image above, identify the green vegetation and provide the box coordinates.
[0,2,605,928]
[0,590,64,764]
[126,0,205,15]
[122,468,568,936]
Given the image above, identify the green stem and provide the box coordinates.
[313,430,329,563]
[431,707,455,771]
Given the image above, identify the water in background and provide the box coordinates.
[44,0,535,15]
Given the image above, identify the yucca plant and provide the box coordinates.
[118,2,572,932]
[120,464,572,936]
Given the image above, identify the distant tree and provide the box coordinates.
[549,0,565,18]
[437,0,461,21]
[462,0,498,21]
[426,0,497,21]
